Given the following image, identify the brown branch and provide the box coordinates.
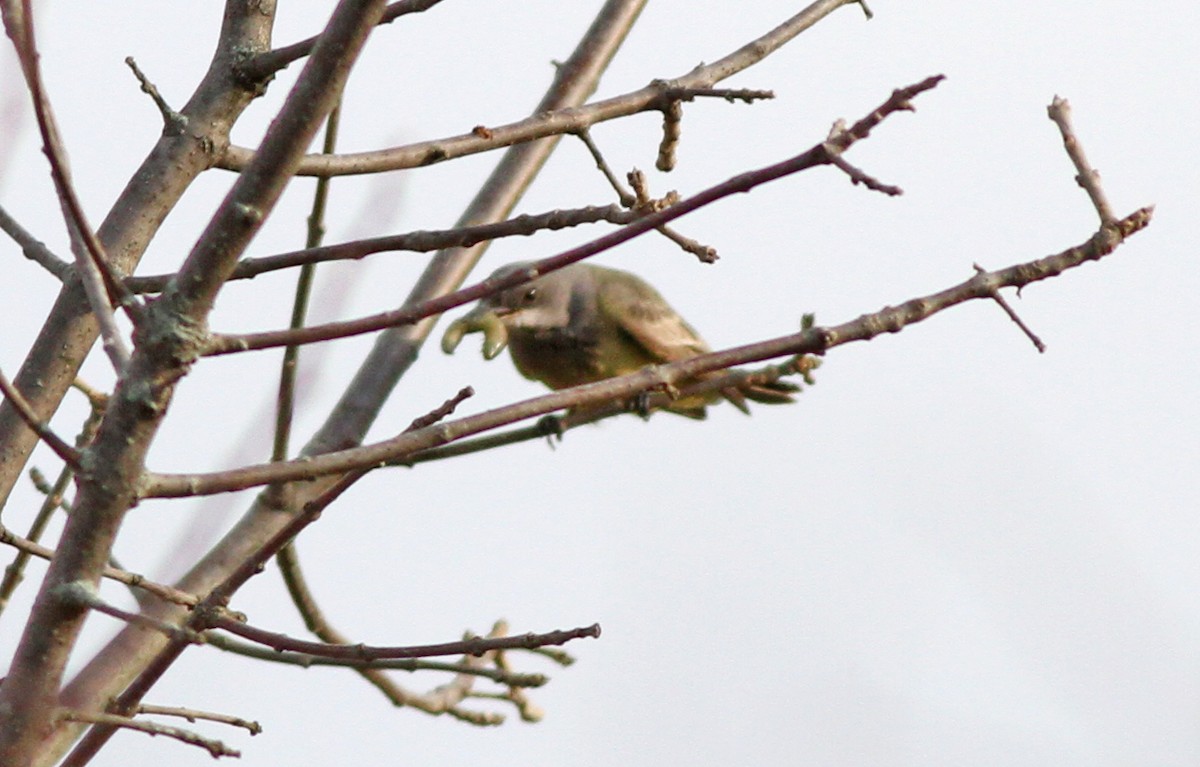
[826,152,903,196]
[57,5,862,760]
[627,168,717,262]
[204,632,549,686]
[274,387,472,707]
[204,74,942,356]
[1047,96,1115,224]
[973,263,1046,352]
[0,3,391,763]
[5,1,135,371]
[135,704,261,736]
[0,475,72,616]
[53,582,203,644]
[575,129,637,206]
[0,0,278,520]
[0,205,72,280]
[243,0,449,79]
[0,527,200,607]
[124,203,641,293]
[57,709,239,759]
[208,613,602,660]
[656,98,683,171]
[219,0,870,177]
[145,204,1150,499]
[0,368,82,469]
[123,56,186,134]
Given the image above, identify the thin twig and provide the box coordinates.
[973,264,1046,352]
[123,57,186,134]
[135,704,261,736]
[204,76,944,356]
[124,203,643,293]
[0,205,72,280]
[271,100,342,487]
[827,153,903,196]
[0,399,105,616]
[6,3,136,371]
[53,582,204,644]
[208,614,600,660]
[243,0,449,78]
[0,469,70,615]
[219,0,874,177]
[0,527,198,606]
[145,203,1151,500]
[398,354,820,465]
[204,632,550,686]
[627,169,717,262]
[575,129,636,206]
[0,368,82,469]
[1047,96,1115,224]
[57,710,239,759]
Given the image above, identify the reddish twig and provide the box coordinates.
[207,615,601,660]
[146,204,1151,499]
[204,75,945,356]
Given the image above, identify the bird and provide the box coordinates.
[441,261,797,419]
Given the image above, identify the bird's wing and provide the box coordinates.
[597,271,710,363]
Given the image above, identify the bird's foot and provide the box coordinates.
[536,414,565,448]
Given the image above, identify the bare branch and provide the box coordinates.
[208,614,602,660]
[575,129,637,206]
[204,632,550,686]
[57,709,240,760]
[125,203,641,293]
[656,99,683,171]
[1047,96,1116,224]
[627,169,717,262]
[135,704,261,736]
[973,263,1046,352]
[123,56,185,134]
[146,203,1150,499]
[243,0,449,79]
[204,75,941,356]
[0,3,392,762]
[53,582,203,644]
[0,528,199,607]
[5,1,135,371]
[218,0,869,177]
[0,368,82,470]
[0,205,72,280]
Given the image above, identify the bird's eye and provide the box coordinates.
[523,288,538,303]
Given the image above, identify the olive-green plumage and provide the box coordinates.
[442,262,795,419]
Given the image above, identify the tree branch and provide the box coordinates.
[145,204,1150,499]
[0,2,390,763]
[0,369,82,470]
[57,709,240,760]
[208,614,601,660]
[203,74,943,356]
[123,203,641,293]
[218,0,868,177]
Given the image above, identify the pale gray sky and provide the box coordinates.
[1,2,1197,765]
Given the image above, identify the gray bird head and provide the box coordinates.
[480,261,581,332]
[441,262,588,359]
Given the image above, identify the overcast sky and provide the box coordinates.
[1,1,1197,765]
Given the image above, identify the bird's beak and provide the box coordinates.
[441,304,511,359]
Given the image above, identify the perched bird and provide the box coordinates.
[441,261,797,419]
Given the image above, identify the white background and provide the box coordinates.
[1,1,1197,765]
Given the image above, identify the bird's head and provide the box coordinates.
[480,262,575,332]
[441,262,582,359]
